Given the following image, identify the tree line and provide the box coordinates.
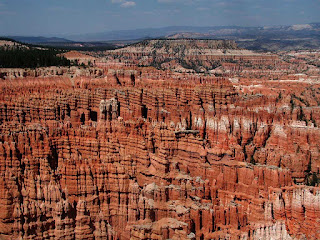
[0,47,71,68]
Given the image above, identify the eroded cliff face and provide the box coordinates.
[0,60,319,239]
[103,39,284,76]
[0,66,104,80]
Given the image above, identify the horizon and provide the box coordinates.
[1,0,320,36]
[4,22,320,39]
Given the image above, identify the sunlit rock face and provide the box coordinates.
[0,45,320,240]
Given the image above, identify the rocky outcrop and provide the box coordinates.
[0,66,104,80]
[104,39,281,75]
[61,51,97,66]
[0,51,319,239]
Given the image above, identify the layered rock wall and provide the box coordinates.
[0,69,319,239]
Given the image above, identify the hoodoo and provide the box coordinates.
[0,38,319,239]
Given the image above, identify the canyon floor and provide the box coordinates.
[0,39,319,240]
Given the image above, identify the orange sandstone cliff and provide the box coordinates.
[0,44,320,240]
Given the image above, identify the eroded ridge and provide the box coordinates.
[0,43,320,240]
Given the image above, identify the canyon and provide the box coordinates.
[0,39,319,240]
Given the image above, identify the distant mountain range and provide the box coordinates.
[5,23,320,51]
[6,36,117,51]
[7,36,73,44]
[65,23,320,42]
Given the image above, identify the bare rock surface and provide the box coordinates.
[0,44,320,239]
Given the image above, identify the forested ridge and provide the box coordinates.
[0,47,71,68]
[0,38,71,68]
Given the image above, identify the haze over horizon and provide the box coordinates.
[0,0,320,36]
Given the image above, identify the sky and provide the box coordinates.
[0,0,320,36]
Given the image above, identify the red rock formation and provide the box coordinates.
[0,46,319,239]
[61,51,97,66]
